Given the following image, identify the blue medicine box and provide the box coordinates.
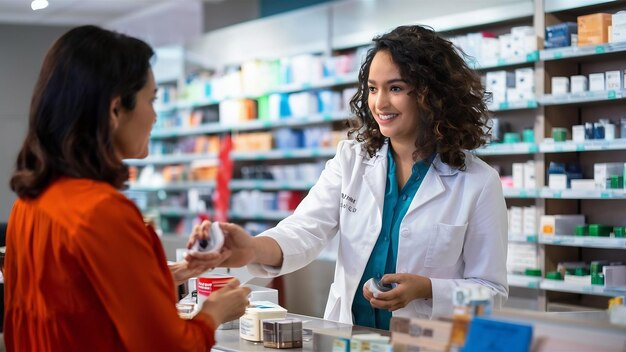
[462,317,533,352]
[545,22,578,48]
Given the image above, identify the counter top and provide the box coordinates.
[212,313,387,352]
[212,309,626,352]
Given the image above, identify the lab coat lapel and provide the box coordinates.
[406,154,450,214]
[362,143,388,217]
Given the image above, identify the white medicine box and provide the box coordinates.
[570,75,588,93]
[551,76,569,95]
[589,73,606,91]
[240,302,287,342]
[605,70,622,90]
[515,68,535,92]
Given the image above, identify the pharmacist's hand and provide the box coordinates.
[363,274,433,311]
[216,222,257,267]
[200,278,251,325]
[184,220,232,272]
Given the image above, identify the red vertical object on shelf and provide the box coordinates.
[213,134,233,222]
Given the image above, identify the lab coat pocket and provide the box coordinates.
[424,222,468,268]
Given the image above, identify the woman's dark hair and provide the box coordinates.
[349,25,490,169]
[11,25,154,198]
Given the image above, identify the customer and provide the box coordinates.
[188,24,508,330]
[4,25,250,351]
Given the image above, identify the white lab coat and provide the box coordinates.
[248,139,508,324]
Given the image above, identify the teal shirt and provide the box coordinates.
[351,148,432,330]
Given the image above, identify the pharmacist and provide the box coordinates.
[188,24,508,330]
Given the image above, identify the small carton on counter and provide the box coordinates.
[240,301,287,342]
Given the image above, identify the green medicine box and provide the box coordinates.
[574,225,588,236]
[546,271,563,280]
[588,224,612,237]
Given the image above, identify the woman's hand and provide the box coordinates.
[363,273,433,311]
[200,278,251,325]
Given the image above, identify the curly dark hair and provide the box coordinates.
[10,25,154,198]
[348,25,490,170]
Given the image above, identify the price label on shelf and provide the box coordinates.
[607,90,616,99]
[595,45,606,54]
[526,51,539,62]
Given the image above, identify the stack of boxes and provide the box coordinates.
[450,26,538,67]
[486,68,535,106]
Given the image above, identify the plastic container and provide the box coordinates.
[197,273,234,305]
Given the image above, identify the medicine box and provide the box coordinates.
[240,301,288,342]
[594,163,624,189]
[548,174,568,190]
[515,68,535,92]
[545,22,577,48]
[524,162,536,189]
[540,215,585,236]
[588,72,606,91]
[605,70,622,90]
[570,75,588,93]
[572,125,586,142]
[578,13,612,46]
[551,76,569,95]
[611,11,626,43]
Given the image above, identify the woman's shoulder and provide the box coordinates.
[43,177,137,215]
[335,139,385,162]
[461,151,500,179]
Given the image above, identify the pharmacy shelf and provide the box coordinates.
[228,210,294,221]
[503,188,626,199]
[150,111,351,139]
[509,233,538,243]
[539,90,626,106]
[476,142,538,156]
[508,274,541,289]
[161,73,359,112]
[540,188,626,199]
[545,0,618,13]
[157,206,204,217]
[127,181,216,192]
[539,235,626,249]
[155,102,178,113]
[540,280,626,297]
[230,179,316,191]
[470,51,539,70]
[270,72,359,95]
[503,188,542,198]
[540,42,626,61]
[232,147,336,161]
[475,139,626,156]
[124,153,219,166]
[488,100,538,111]
[539,139,626,153]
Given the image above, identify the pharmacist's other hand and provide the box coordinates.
[364,273,432,311]
[216,222,257,267]
[184,220,232,272]
[201,278,251,324]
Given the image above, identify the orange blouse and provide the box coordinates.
[4,177,215,351]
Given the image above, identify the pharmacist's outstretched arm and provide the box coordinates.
[220,222,284,267]
[184,221,283,269]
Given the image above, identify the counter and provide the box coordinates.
[212,313,387,352]
[212,309,626,352]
